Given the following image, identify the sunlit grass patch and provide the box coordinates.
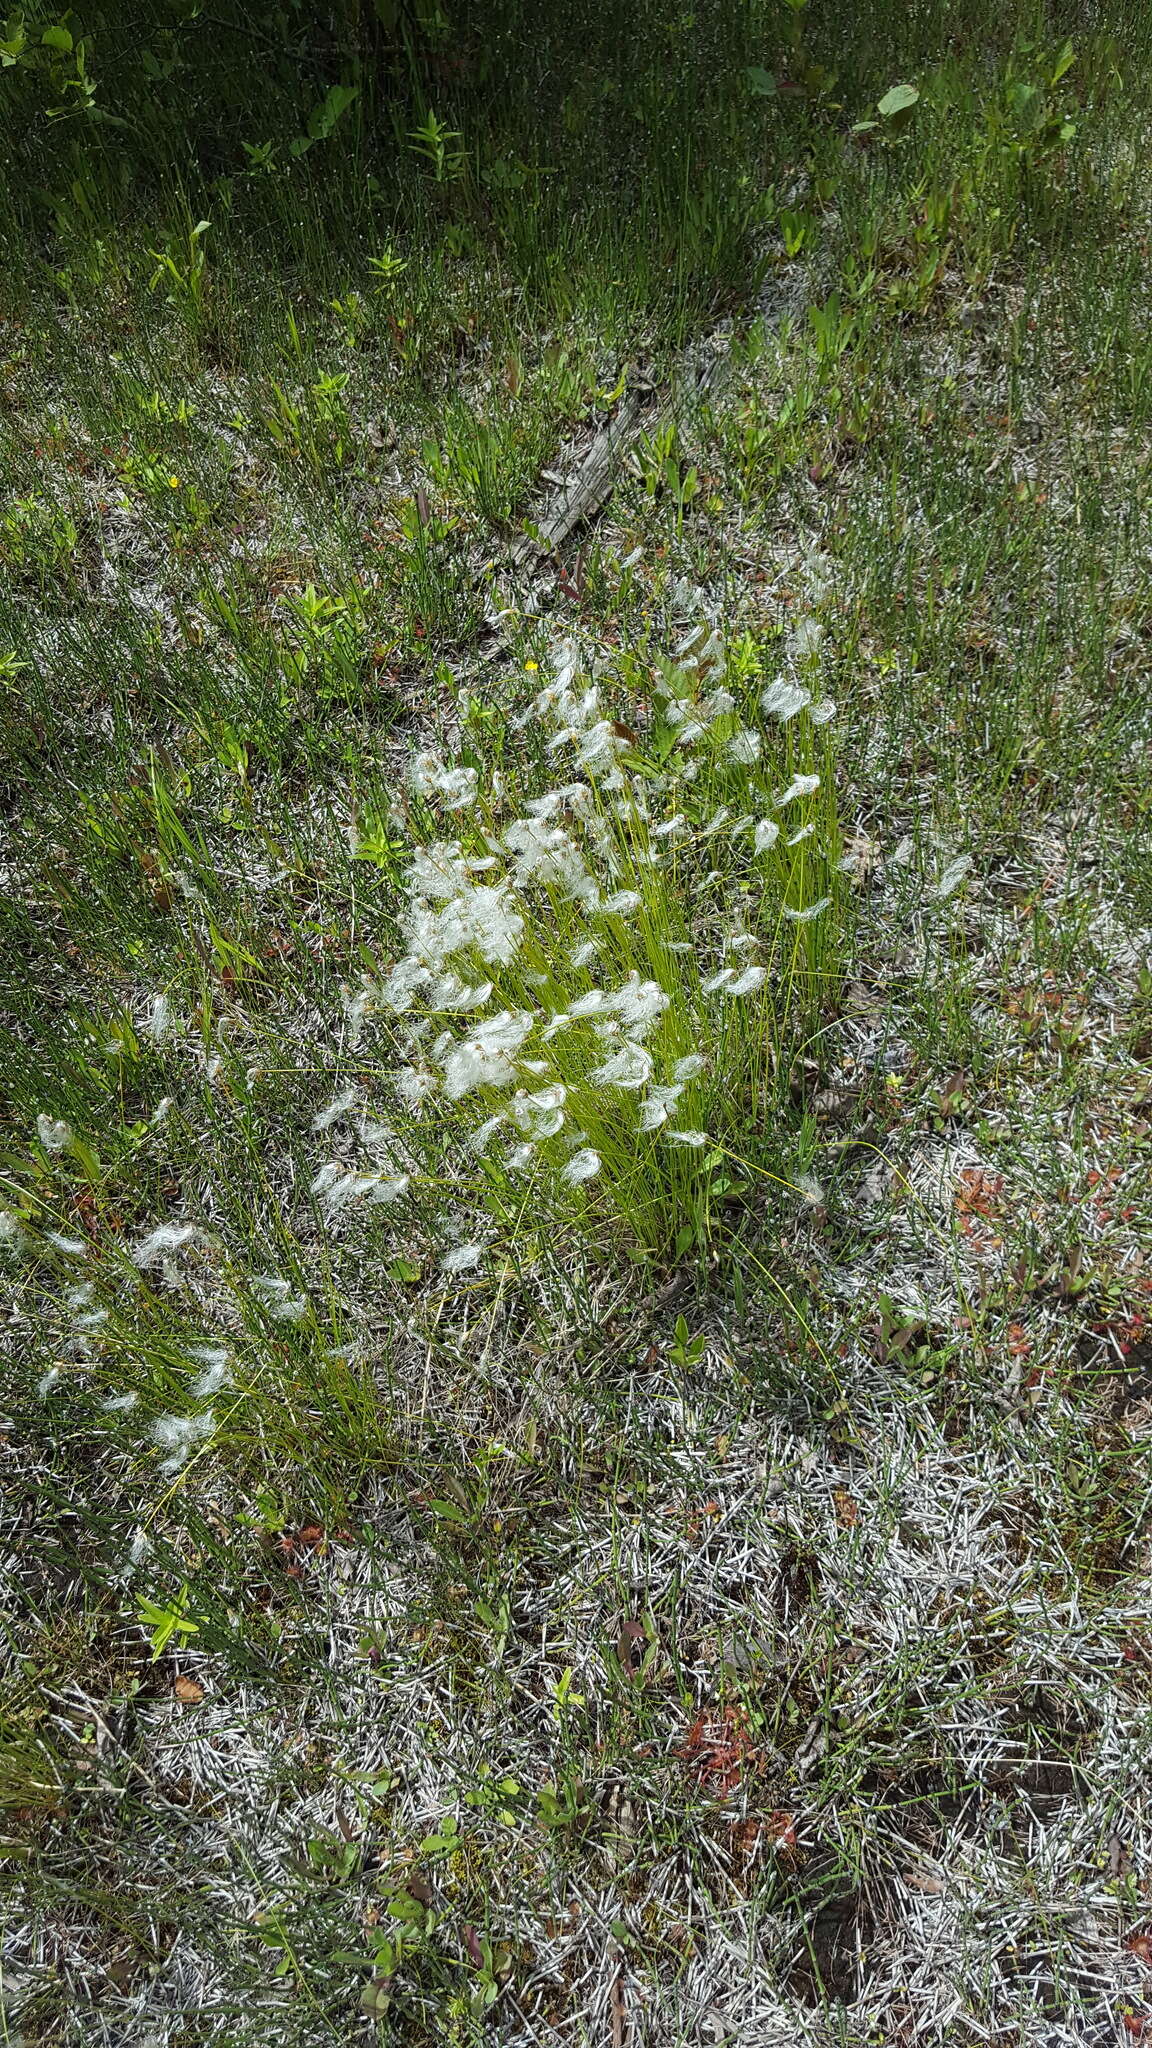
[3,11,1152,2042]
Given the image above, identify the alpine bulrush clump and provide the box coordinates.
[322,624,842,1260]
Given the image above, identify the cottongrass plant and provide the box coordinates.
[325,625,842,1262]
[3,624,840,1490]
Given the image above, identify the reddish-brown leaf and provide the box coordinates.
[955,1166,1005,1219]
[766,1810,799,1858]
[610,1965,627,2048]
[676,1704,758,1795]
[616,1619,647,1676]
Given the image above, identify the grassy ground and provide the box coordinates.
[3,5,1152,2043]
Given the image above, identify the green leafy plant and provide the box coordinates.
[631,419,701,532]
[289,81,358,159]
[423,403,546,529]
[779,206,815,259]
[852,80,921,138]
[991,36,1078,168]
[464,1763,520,1823]
[534,1770,589,1830]
[807,290,858,370]
[148,216,211,324]
[667,1313,707,1370]
[551,1666,587,1722]
[276,580,366,707]
[367,243,407,290]
[394,496,485,647]
[1,494,79,588]
[303,1828,360,1882]
[136,1583,200,1659]
[259,369,354,477]
[409,110,466,184]
[240,137,279,175]
[0,649,30,692]
[0,15,101,119]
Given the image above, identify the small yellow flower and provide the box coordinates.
[168,475,180,488]
[524,659,538,672]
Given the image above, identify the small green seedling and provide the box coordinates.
[668,1315,707,1371]
[136,1584,200,1659]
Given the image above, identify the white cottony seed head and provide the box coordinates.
[728,964,767,996]
[509,1084,566,1139]
[639,1083,683,1131]
[760,679,810,722]
[791,616,824,661]
[775,773,821,808]
[409,751,478,809]
[590,1042,653,1090]
[191,1356,231,1398]
[44,1232,88,1256]
[725,728,761,765]
[441,1243,483,1274]
[440,1011,534,1100]
[608,974,670,1039]
[145,993,172,1043]
[132,1223,200,1269]
[312,1087,357,1132]
[673,1054,705,1082]
[934,854,974,901]
[561,1148,600,1184]
[395,1065,438,1110]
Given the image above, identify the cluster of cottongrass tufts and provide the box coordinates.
[4,624,842,1483]
[320,626,841,1260]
